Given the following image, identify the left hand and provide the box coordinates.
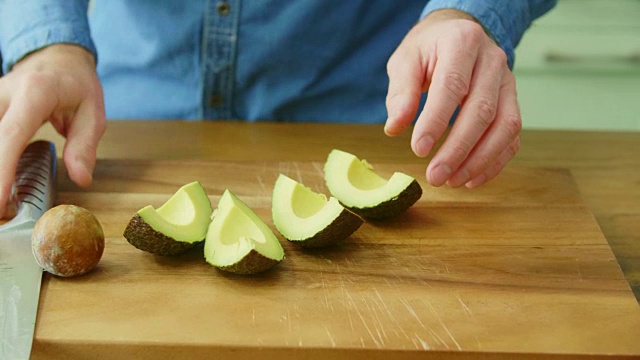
[384,9,522,188]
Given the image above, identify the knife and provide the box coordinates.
[0,141,56,360]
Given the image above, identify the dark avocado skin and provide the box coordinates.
[348,180,422,220]
[286,208,364,248]
[123,214,196,256]
[218,249,281,274]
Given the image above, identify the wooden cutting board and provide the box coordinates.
[32,160,640,359]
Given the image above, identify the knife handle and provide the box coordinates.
[12,141,57,223]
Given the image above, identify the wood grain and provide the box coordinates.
[30,121,640,359]
[29,159,640,359]
[35,121,640,302]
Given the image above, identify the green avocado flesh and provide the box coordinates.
[205,189,284,274]
[272,174,363,248]
[324,149,422,219]
[123,181,213,255]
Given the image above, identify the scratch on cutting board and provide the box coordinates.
[410,272,433,289]
[424,300,462,351]
[363,295,388,345]
[575,258,584,282]
[391,270,405,284]
[278,162,289,176]
[293,162,303,184]
[399,298,427,329]
[321,274,334,312]
[312,162,324,177]
[474,335,482,349]
[369,288,401,343]
[344,287,381,347]
[415,334,431,350]
[371,288,410,340]
[400,298,448,348]
[294,303,301,319]
[324,326,337,347]
[287,309,293,333]
[383,277,401,291]
[454,292,473,315]
[256,175,267,194]
[338,268,356,332]
[252,308,256,326]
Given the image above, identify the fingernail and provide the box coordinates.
[415,136,434,158]
[429,163,452,186]
[82,162,93,184]
[74,159,93,187]
[447,169,470,188]
[465,174,486,189]
[384,121,393,135]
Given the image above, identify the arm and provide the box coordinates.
[385,0,556,188]
[0,0,105,218]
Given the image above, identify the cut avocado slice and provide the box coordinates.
[324,149,422,219]
[205,190,284,274]
[123,181,213,255]
[272,174,363,248]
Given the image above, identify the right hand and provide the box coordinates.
[0,44,106,218]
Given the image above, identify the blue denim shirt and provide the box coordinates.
[0,0,556,122]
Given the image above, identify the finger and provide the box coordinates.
[465,135,521,188]
[384,47,425,137]
[62,97,106,188]
[447,72,521,187]
[0,82,57,217]
[426,49,504,187]
[411,39,478,160]
[428,57,507,187]
[0,100,11,219]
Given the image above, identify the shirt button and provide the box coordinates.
[209,93,223,108]
[216,1,231,15]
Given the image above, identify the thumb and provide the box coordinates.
[62,100,106,188]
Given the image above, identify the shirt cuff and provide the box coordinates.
[0,0,97,73]
[420,0,531,69]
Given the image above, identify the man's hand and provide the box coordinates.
[0,44,105,218]
[385,9,521,188]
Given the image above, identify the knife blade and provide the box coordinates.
[0,141,56,360]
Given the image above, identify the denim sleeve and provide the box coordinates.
[0,0,96,73]
[421,0,557,69]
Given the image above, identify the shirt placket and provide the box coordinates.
[201,0,240,119]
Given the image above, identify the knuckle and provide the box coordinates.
[449,139,473,161]
[474,153,493,173]
[508,137,521,155]
[491,47,508,66]
[431,108,454,128]
[442,71,469,99]
[492,158,507,174]
[20,70,56,91]
[473,96,497,128]
[459,21,485,44]
[95,116,107,136]
[0,118,23,139]
[503,113,522,138]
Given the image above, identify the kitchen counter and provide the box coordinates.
[31,121,640,359]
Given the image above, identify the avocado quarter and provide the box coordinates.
[204,189,285,275]
[324,149,423,219]
[271,174,363,248]
[123,181,213,256]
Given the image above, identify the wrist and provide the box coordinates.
[423,8,476,23]
[13,44,96,72]
[422,9,497,44]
